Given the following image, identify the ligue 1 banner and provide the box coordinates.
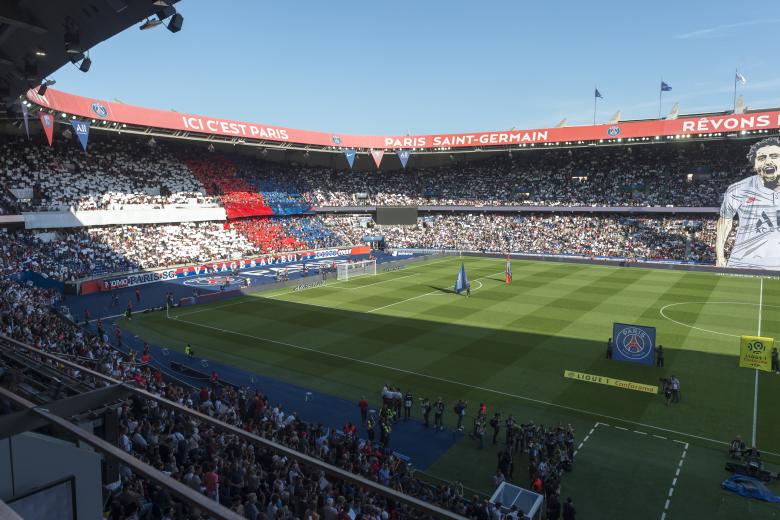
[27,87,780,151]
[739,335,773,372]
[611,323,656,366]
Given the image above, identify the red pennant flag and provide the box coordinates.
[370,150,384,168]
[39,112,54,146]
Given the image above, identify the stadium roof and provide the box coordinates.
[23,87,780,160]
[0,0,178,110]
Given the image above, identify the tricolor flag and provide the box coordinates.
[736,72,747,85]
[454,263,469,294]
[505,260,512,284]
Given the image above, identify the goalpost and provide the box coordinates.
[337,259,377,281]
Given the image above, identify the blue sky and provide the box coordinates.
[52,0,779,135]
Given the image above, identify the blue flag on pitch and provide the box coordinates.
[454,263,469,294]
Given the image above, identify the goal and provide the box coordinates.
[337,259,377,281]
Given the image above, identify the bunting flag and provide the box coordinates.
[71,120,91,151]
[39,112,54,146]
[454,263,469,294]
[370,149,384,168]
[344,149,356,169]
[397,149,411,169]
[20,99,30,139]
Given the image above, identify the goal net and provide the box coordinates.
[337,259,377,281]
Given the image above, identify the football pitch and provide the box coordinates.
[125,256,780,518]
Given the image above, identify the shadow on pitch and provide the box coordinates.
[427,285,458,294]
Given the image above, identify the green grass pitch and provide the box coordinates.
[125,256,780,519]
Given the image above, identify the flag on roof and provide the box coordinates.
[736,72,747,85]
[594,88,603,99]
[661,81,672,92]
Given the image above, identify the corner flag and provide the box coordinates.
[505,259,512,284]
[455,263,468,294]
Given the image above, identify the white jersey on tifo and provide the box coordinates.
[721,175,780,269]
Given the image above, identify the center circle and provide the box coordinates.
[659,301,780,338]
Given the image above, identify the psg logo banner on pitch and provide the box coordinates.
[612,323,656,366]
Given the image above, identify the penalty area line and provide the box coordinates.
[171,316,773,454]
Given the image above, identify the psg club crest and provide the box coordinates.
[42,114,52,127]
[331,135,342,145]
[612,323,656,365]
[607,125,621,137]
[91,102,108,118]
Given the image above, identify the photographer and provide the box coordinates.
[490,413,501,445]
[454,399,467,431]
[729,435,745,459]
[660,377,672,406]
[476,418,486,449]
[434,397,445,431]
[421,397,432,427]
[403,390,413,421]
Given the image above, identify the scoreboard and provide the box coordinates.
[376,206,418,225]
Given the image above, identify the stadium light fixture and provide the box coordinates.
[140,18,163,30]
[37,78,55,96]
[167,13,184,33]
[79,55,91,73]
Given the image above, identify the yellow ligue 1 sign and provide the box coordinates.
[739,336,773,372]
[563,370,658,394]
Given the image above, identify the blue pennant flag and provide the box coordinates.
[454,263,469,294]
[661,81,672,92]
[71,119,91,151]
[397,149,411,168]
[594,88,603,99]
[344,148,356,168]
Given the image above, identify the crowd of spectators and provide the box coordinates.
[0,277,487,519]
[0,134,761,216]
[230,141,751,208]
[324,213,731,264]
[0,217,347,281]
[0,136,215,212]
